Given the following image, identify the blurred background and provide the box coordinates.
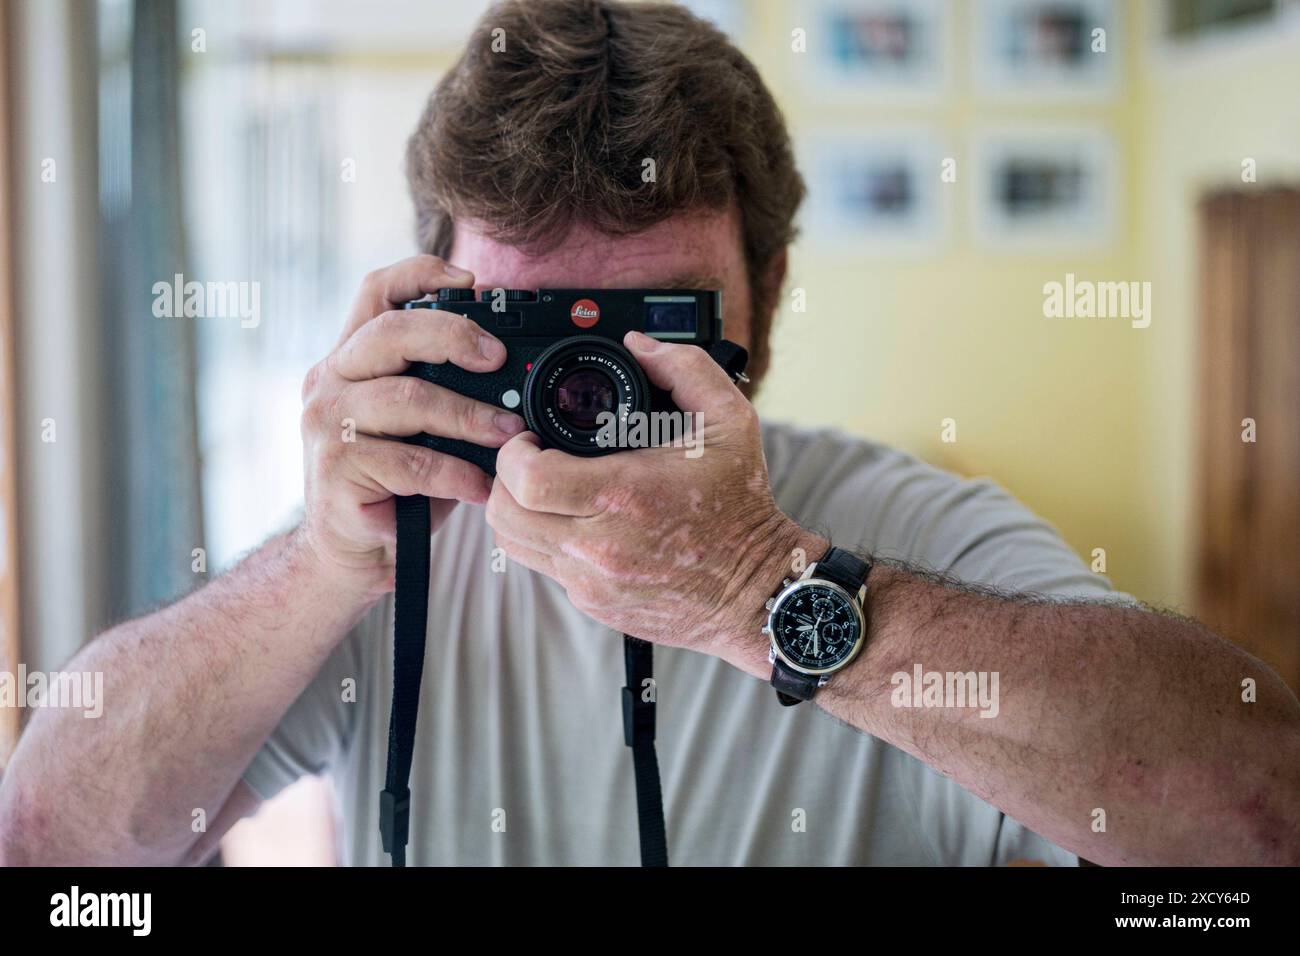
[1,0,1297,864]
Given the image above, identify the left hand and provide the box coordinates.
[485,330,824,669]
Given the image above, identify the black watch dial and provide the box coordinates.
[771,582,862,673]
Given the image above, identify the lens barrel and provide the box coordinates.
[523,336,652,456]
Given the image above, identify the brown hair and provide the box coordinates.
[406,0,805,384]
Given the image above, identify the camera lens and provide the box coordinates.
[523,336,651,456]
[554,370,616,429]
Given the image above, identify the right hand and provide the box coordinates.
[299,255,525,591]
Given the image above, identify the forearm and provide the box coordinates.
[722,528,1300,866]
[0,526,379,865]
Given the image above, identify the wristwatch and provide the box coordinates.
[763,546,872,706]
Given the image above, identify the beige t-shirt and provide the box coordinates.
[242,421,1131,865]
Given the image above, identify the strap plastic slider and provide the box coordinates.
[621,686,656,747]
[379,787,411,853]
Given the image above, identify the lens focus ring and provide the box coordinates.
[523,336,651,456]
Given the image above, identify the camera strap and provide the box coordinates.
[379,497,669,868]
[379,493,431,867]
[622,635,668,866]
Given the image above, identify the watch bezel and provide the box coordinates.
[766,577,866,677]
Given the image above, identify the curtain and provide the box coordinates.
[102,0,205,617]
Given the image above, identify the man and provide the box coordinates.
[0,0,1296,867]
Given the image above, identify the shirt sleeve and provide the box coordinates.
[899,473,1140,606]
[239,603,376,802]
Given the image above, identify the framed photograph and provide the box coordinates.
[970,127,1118,250]
[798,0,951,101]
[973,0,1119,100]
[800,129,950,255]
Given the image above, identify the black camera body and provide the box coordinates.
[403,288,743,475]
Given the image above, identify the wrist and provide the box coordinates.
[713,515,828,679]
[288,523,393,606]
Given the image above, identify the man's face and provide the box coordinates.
[449,207,754,356]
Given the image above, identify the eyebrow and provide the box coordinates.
[655,272,723,290]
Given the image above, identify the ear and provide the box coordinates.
[743,247,788,392]
[759,247,788,312]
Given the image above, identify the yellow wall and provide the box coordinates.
[745,1,1300,609]
[1133,12,1300,608]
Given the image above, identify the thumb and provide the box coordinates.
[624,331,739,414]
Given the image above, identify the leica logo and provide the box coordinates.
[570,298,600,328]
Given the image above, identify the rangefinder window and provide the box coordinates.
[645,297,698,338]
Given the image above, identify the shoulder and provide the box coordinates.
[760,419,1130,601]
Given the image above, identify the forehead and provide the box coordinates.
[449,208,746,292]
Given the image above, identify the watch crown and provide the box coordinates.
[764,598,775,611]
[760,625,771,635]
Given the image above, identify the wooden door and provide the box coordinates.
[1196,188,1300,692]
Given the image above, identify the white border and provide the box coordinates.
[973,0,1120,102]
[969,125,1119,252]
[796,0,954,103]
[797,126,953,256]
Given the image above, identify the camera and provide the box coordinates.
[402,288,744,474]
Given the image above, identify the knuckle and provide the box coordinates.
[373,309,405,341]
[402,445,442,487]
[301,396,325,432]
[318,432,347,469]
[394,374,424,410]
[513,459,550,510]
[301,360,326,401]
[457,398,486,438]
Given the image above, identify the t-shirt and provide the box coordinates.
[242,421,1132,865]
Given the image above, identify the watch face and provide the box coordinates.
[770,581,863,673]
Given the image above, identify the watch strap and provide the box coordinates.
[770,658,820,706]
[814,546,872,593]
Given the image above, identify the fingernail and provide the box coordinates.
[627,330,656,351]
[444,263,472,279]
[494,412,525,435]
[479,333,505,361]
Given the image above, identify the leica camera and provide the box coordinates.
[402,288,744,474]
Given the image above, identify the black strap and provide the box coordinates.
[380,493,431,867]
[382,495,670,867]
[770,659,820,706]
[815,547,872,593]
[622,635,669,867]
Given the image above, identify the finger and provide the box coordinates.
[484,476,573,554]
[491,532,557,578]
[494,431,615,517]
[337,376,525,446]
[337,434,492,505]
[623,331,740,414]
[333,308,505,381]
[338,254,475,345]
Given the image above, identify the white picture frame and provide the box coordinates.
[799,127,951,256]
[970,126,1119,251]
[796,0,952,102]
[973,0,1119,101]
